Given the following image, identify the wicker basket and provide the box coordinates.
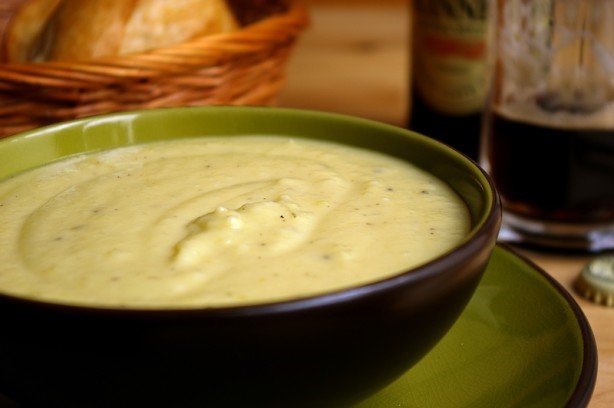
[0,1,309,137]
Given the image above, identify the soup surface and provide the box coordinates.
[0,136,470,307]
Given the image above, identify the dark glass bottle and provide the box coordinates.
[408,0,489,161]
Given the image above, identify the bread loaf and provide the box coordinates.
[0,0,61,62]
[46,0,137,61]
[120,0,239,55]
[0,0,239,62]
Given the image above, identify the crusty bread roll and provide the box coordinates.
[1,0,239,62]
[0,0,61,62]
[46,0,137,61]
[120,0,239,55]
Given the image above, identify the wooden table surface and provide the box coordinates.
[278,1,613,406]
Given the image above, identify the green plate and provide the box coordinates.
[359,244,597,408]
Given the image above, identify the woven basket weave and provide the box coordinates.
[0,1,309,137]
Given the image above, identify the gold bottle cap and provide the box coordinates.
[576,255,614,307]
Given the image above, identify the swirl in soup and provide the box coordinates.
[0,137,470,307]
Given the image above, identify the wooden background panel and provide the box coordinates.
[278,0,409,126]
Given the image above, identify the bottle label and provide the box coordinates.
[413,0,488,116]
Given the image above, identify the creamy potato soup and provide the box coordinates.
[0,137,470,308]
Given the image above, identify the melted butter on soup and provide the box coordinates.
[0,137,470,307]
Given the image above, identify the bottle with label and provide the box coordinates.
[408,0,489,161]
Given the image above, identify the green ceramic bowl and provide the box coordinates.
[0,107,501,407]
